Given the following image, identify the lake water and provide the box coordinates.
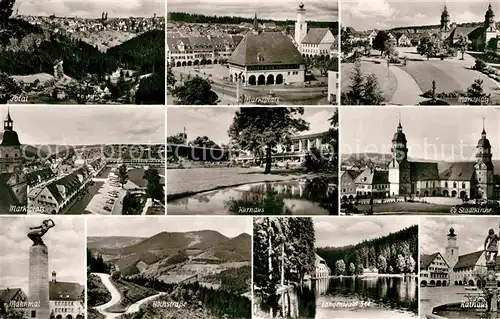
[293,276,418,318]
[167,178,338,215]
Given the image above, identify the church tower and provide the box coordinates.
[475,120,494,199]
[484,3,498,51]
[445,227,458,281]
[0,108,22,174]
[294,2,307,52]
[440,4,452,41]
[388,118,411,196]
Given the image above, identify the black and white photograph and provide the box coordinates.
[0,216,86,319]
[0,0,165,105]
[420,216,500,318]
[167,0,339,105]
[0,106,165,216]
[252,217,418,319]
[167,107,338,215]
[341,0,500,105]
[340,107,500,215]
[86,216,251,319]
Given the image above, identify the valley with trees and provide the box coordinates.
[87,227,251,318]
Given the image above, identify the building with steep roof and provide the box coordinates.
[421,228,500,287]
[340,169,362,201]
[294,3,336,57]
[228,14,306,86]
[437,3,500,51]
[49,271,84,319]
[387,119,494,200]
[354,167,390,198]
[0,109,27,212]
[312,253,330,279]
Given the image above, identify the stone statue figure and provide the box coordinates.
[484,228,499,262]
[27,219,55,246]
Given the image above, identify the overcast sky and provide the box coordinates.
[421,217,500,257]
[87,216,252,238]
[168,0,337,22]
[341,107,500,161]
[167,107,334,145]
[0,216,85,294]
[14,0,164,18]
[0,106,164,145]
[314,217,418,247]
[342,0,497,31]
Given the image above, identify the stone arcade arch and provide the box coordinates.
[424,191,429,197]
[432,190,437,196]
[459,280,463,285]
[443,190,449,197]
[267,74,275,85]
[182,62,187,66]
[430,280,435,286]
[436,280,442,287]
[187,61,192,66]
[455,281,458,285]
[214,59,218,64]
[468,279,475,286]
[421,280,427,287]
[56,316,63,319]
[443,281,447,286]
[258,75,266,85]
[452,190,457,197]
[207,59,212,64]
[249,75,256,85]
[349,195,354,200]
[194,60,199,65]
[342,195,348,201]
[460,191,467,198]
[176,61,181,67]
[276,74,283,84]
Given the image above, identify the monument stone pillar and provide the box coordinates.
[29,244,50,319]
[27,219,55,319]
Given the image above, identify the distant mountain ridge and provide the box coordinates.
[89,230,251,276]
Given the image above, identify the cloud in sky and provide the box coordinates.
[0,216,85,293]
[314,216,418,247]
[341,107,500,161]
[168,0,338,22]
[167,107,335,145]
[14,0,164,18]
[87,216,252,238]
[342,0,496,31]
[421,217,500,257]
[0,106,165,145]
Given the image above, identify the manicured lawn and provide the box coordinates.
[357,201,452,214]
[341,61,398,102]
[403,60,500,104]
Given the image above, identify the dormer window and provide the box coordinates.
[257,53,264,62]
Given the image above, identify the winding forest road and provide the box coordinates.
[93,273,164,319]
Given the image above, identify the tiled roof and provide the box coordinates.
[420,253,439,269]
[343,169,362,181]
[438,162,476,181]
[409,161,439,181]
[188,36,213,49]
[0,174,20,212]
[354,168,389,185]
[49,281,83,301]
[46,171,84,204]
[26,168,55,186]
[302,28,330,44]
[453,251,483,270]
[0,288,24,303]
[228,31,305,66]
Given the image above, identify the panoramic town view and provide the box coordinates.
[340,107,500,214]
[420,217,500,318]
[167,107,338,215]
[167,0,339,105]
[0,216,86,319]
[0,0,165,104]
[253,217,418,319]
[87,216,251,319]
[341,0,500,105]
[0,106,165,215]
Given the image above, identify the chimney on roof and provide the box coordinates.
[52,271,56,283]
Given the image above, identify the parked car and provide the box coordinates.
[108,193,118,198]
[106,199,115,204]
[103,206,112,212]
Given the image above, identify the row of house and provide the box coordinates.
[0,271,84,319]
[346,28,414,47]
[27,158,105,215]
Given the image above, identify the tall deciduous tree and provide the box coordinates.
[143,168,164,202]
[335,260,346,275]
[464,79,490,105]
[417,36,439,60]
[349,262,355,275]
[456,35,469,59]
[190,136,220,149]
[228,108,309,173]
[117,164,128,188]
[0,72,21,103]
[167,133,186,145]
[172,76,219,105]
[372,31,390,56]
[287,217,316,285]
[377,255,387,273]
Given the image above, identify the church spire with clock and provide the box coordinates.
[388,117,411,196]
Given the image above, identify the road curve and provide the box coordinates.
[92,273,164,319]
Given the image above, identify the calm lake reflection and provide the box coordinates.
[292,276,418,318]
[167,178,338,215]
